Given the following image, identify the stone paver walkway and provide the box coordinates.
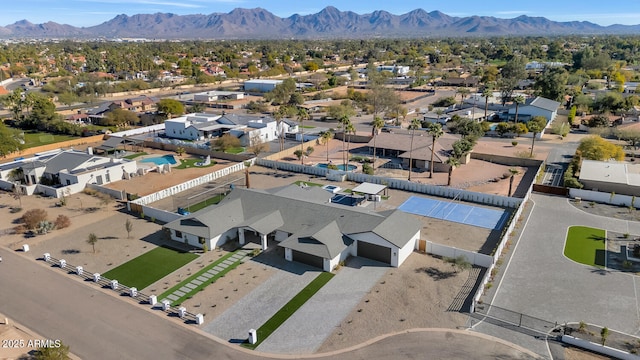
[161,249,252,304]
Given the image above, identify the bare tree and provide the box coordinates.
[125,219,133,239]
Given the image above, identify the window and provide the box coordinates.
[175,230,183,238]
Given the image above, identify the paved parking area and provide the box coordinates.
[256,257,389,354]
[489,194,640,335]
[202,253,320,342]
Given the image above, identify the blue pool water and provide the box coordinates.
[316,163,357,171]
[140,155,177,165]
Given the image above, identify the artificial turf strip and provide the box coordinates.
[564,226,606,267]
[185,193,226,212]
[158,249,242,304]
[244,272,335,350]
[102,246,198,290]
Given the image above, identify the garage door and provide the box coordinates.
[357,241,391,264]
[292,250,324,269]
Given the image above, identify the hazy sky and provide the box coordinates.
[3,0,640,27]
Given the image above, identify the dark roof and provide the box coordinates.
[43,151,97,174]
[165,186,421,257]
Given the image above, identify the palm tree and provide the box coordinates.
[445,157,460,186]
[427,123,444,178]
[9,167,24,183]
[482,86,493,120]
[320,130,333,163]
[456,87,470,106]
[338,115,350,169]
[297,108,311,164]
[435,109,444,124]
[527,116,547,157]
[87,233,98,254]
[513,94,525,123]
[371,116,385,172]
[508,168,520,197]
[344,120,356,169]
[407,119,421,181]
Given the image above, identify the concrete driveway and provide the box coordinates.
[489,194,640,335]
[256,257,389,354]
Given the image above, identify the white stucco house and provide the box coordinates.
[0,149,137,198]
[163,185,422,271]
[164,113,294,146]
[243,79,283,92]
[508,96,561,122]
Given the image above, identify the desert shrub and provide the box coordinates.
[13,224,26,234]
[54,214,71,229]
[362,163,373,175]
[20,209,48,230]
[36,221,55,234]
[511,141,518,147]
[83,188,98,196]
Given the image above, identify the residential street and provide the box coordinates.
[0,247,538,359]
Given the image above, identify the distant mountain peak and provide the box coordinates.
[1,7,639,39]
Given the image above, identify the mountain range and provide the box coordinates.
[2,6,640,39]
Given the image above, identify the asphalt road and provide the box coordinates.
[0,247,539,359]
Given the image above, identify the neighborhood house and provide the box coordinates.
[163,185,422,271]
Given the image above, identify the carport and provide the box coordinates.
[352,182,388,199]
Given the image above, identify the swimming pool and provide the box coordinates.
[316,163,357,171]
[140,155,177,165]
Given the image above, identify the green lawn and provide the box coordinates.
[123,152,148,160]
[564,226,607,267]
[102,246,198,290]
[22,131,78,148]
[225,147,245,154]
[159,249,245,305]
[292,180,323,187]
[185,193,226,212]
[175,158,217,169]
[244,272,334,349]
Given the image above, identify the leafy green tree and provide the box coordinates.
[595,92,625,113]
[104,108,138,127]
[587,115,610,128]
[527,116,548,157]
[0,122,24,157]
[533,67,568,101]
[266,78,297,105]
[87,233,98,253]
[496,122,511,137]
[327,99,356,120]
[577,135,625,161]
[498,55,527,105]
[157,99,184,119]
[427,123,443,178]
[213,134,241,152]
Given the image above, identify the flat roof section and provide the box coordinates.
[352,182,387,195]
